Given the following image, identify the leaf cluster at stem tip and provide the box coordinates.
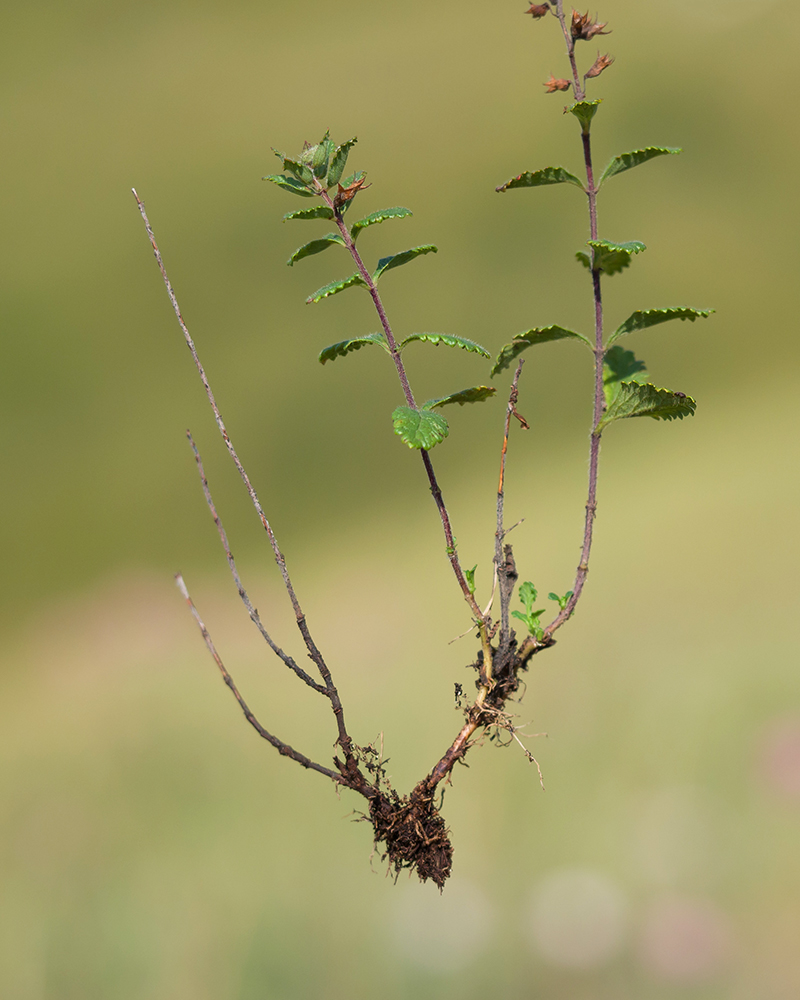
[266,133,500,454]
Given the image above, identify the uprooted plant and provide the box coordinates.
[134,1,711,889]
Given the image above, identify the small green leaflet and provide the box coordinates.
[306,273,365,304]
[424,386,497,408]
[350,207,412,241]
[283,206,335,222]
[392,406,449,450]
[597,381,697,431]
[465,565,477,595]
[568,99,601,132]
[399,332,490,358]
[496,166,584,193]
[287,233,345,266]
[318,333,388,364]
[491,326,592,377]
[599,146,682,185]
[373,245,438,281]
[327,137,357,188]
[606,307,714,347]
[577,239,646,276]
[263,174,314,198]
[603,346,650,408]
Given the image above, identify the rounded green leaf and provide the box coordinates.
[491,326,592,376]
[306,273,365,304]
[373,245,438,281]
[606,307,714,347]
[599,147,682,185]
[391,406,449,450]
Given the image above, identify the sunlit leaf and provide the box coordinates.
[327,138,357,187]
[399,332,490,358]
[373,245,438,281]
[392,406,449,450]
[606,307,714,347]
[287,233,345,266]
[283,206,336,222]
[599,146,682,185]
[424,386,497,408]
[598,381,696,431]
[491,325,592,376]
[350,207,412,241]
[318,333,388,364]
[569,99,601,132]
[263,174,314,198]
[496,166,584,193]
[305,273,365,304]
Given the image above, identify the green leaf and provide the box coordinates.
[283,206,336,222]
[306,273,365,304]
[599,146,682,185]
[350,207,412,241]
[603,346,650,408]
[263,174,314,198]
[424,386,497,408]
[606,307,714,347]
[491,325,592,376]
[283,157,314,185]
[518,581,538,611]
[465,565,477,595]
[391,406,449,450]
[569,99,602,132]
[311,138,334,179]
[598,381,696,431]
[496,166,584,193]
[318,333,388,364]
[327,137,357,187]
[577,239,646,276]
[373,244,438,281]
[399,332,490,358]
[287,233,345,266]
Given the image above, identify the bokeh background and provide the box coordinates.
[2,0,799,996]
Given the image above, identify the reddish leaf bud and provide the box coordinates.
[584,52,614,78]
[526,3,550,17]
[333,174,370,211]
[544,74,573,93]
[570,9,610,41]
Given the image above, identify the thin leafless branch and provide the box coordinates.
[175,574,343,783]
[186,431,328,696]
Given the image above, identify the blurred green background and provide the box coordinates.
[2,0,799,996]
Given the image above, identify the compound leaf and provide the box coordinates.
[577,238,646,276]
[287,233,345,266]
[350,207,412,241]
[392,406,449,450]
[496,166,584,193]
[318,333,388,364]
[424,386,497,408]
[606,307,714,347]
[399,332,490,358]
[283,205,336,222]
[599,146,682,185]
[569,99,602,132]
[491,325,592,376]
[306,273,365,304]
[373,244,438,281]
[263,173,314,198]
[598,381,697,431]
[327,137,357,187]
